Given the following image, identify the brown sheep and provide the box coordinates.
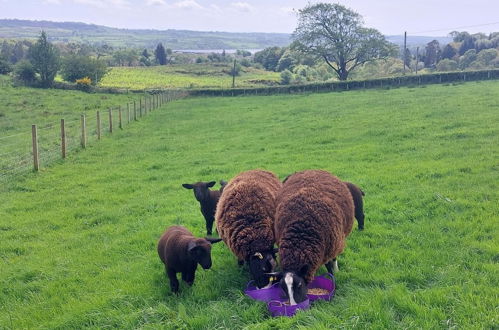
[182,180,227,236]
[157,225,222,293]
[215,170,282,288]
[272,170,355,305]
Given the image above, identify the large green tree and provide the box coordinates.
[155,43,167,65]
[28,31,60,87]
[292,3,396,80]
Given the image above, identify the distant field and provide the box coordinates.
[0,19,291,49]
[99,64,281,89]
[0,81,497,328]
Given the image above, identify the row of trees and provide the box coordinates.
[413,32,499,71]
[0,31,108,88]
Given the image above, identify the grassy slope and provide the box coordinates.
[0,81,498,328]
[99,64,280,90]
[0,76,145,175]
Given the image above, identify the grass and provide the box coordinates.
[0,75,146,176]
[0,80,498,328]
[99,63,281,90]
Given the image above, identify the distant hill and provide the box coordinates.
[386,35,452,47]
[0,19,452,50]
[0,19,291,50]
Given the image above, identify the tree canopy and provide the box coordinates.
[292,3,396,80]
[28,31,60,87]
[155,43,167,65]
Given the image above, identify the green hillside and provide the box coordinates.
[0,19,291,49]
[0,81,498,328]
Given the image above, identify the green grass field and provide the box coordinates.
[99,64,281,90]
[0,76,148,176]
[1,81,498,328]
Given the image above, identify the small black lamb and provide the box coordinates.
[157,225,222,293]
[182,180,227,236]
[344,181,365,230]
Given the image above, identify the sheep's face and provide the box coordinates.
[279,272,308,305]
[188,238,222,270]
[182,181,216,202]
[249,252,277,288]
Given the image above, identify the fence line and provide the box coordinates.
[0,90,187,182]
[188,69,499,97]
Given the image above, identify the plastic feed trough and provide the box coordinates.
[245,274,336,317]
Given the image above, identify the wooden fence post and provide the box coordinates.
[127,103,130,124]
[81,114,87,148]
[32,124,39,171]
[140,99,143,117]
[97,111,101,140]
[109,109,113,133]
[118,106,123,129]
[61,119,66,159]
[134,101,137,121]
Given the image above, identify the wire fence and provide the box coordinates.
[0,90,188,183]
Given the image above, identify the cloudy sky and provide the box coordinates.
[1,0,498,36]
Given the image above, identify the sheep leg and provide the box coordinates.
[205,216,214,236]
[182,270,195,286]
[167,267,179,293]
[357,212,365,230]
[326,259,339,274]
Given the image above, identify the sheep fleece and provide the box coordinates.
[275,170,355,283]
[215,170,282,260]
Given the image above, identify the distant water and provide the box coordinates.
[173,49,262,54]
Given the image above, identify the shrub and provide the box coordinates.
[280,69,293,85]
[437,59,458,72]
[13,60,36,85]
[0,58,12,74]
[75,77,92,92]
[61,55,108,84]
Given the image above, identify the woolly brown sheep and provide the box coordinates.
[215,170,282,288]
[182,180,227,236]
[272,170,355,305]
[157,225,222,293]
[284,174,365,230]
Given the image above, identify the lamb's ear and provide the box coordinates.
[220,180,227,186]
[187,241,197,251]
[182,183,193,189]
[205,237,222,244]
[207,181,216,188]
[298,264,309,278]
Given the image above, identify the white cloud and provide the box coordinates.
[72,0,131,9]
[280,7,296,16]
[230,2,253,13]
[146,0,166,6]
[170,0,203,10]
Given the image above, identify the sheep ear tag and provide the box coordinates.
[252,252,264,260]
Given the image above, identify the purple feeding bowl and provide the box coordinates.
[244,281,283,302]
[267,298,311,317]
[245,273,335,317]
[307,273,336,302]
